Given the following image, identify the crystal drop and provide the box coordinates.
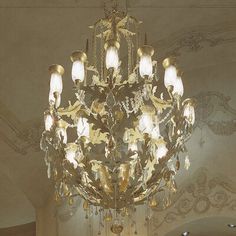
[184,155,190,170]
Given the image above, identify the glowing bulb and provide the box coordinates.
[183,103,195,125]
[44,114,53,131]
[139,114,153,135]
[164,65,177,88]
[173,76,184,97]
[105,46,119,70]
[139,55,153,78]
[77,117,90,138]
[50,73,63,95]
[72,60,85,83]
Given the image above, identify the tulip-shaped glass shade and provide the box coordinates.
[183,103,195,125]
[65,144,78,169]
[173,76,184,97]
[139,113,153,135]
[139,55,153,78]
[156,141,168,161]
[50,73,63,95]
[77,117,90,138]
[72,60,85,82]
[44,113,53,131]
[164,65,177,88]
[105,46,119,70]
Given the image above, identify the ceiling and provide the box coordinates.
[0,0,236,235]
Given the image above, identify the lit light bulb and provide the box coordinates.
[72,60,85,83]
[156,141,168,161]
[183,103,195,125]
[48,64,64,108]
[139,114,153,135]
[164,65,177,88]
[65,144,78,169]
[50,73,63,95]
[44,113,53,131]
[173,76,184,97]
[105,46,119,70]
[77,117,90,138]
[139,55,153,78]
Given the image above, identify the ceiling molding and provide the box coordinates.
[154,21,236,59]
[195,91,236,136]
[0,100,43,155]
[151,167,236,235]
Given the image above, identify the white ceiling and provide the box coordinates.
[0,0,236,234]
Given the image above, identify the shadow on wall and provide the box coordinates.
[0,222,35,236]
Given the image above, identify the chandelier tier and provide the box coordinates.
[41,6,195,234]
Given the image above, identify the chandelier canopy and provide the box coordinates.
[40,6,195,234]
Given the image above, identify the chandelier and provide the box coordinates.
[40,5,195,235]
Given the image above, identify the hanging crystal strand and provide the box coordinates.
[145,197,151,236]
[55,203,59,236]
[127,16,132,76]
[100,24,104,81]
[154,61,159,82]
[135,21,139,66]
[84,39,89,87]
[93,25,97,69]
[98,208,102,235]
[89,206,94,236]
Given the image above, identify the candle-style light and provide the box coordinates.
[71,50,87,85]
[48,64,64,108]
[105,40,120,70]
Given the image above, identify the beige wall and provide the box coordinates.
[36,196,58,236]
[0,222,35,236]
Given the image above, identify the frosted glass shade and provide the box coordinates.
[139,55,153,78]
[50,73,63,94]
[72,60,85,83]
[105,46,119,70]
[183,104,195,125]
[139,114,153,135]
[173,76,184,97]
[164,65,177,88]
[77,117,90,138]
[156,142,168,161]
[44,114,53,131]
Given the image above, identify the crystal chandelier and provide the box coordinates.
[40,5,195,235]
